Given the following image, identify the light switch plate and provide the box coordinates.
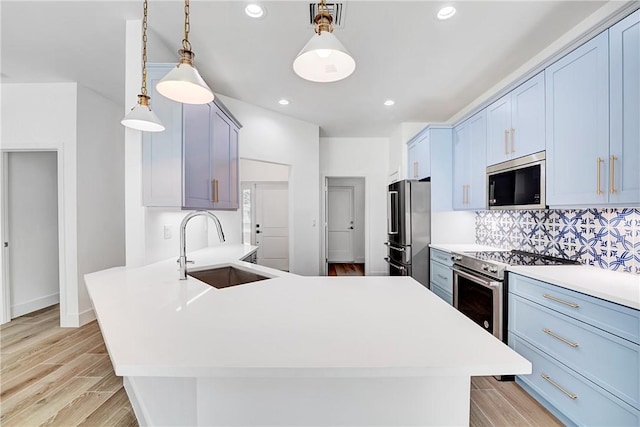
[163,225,172,240]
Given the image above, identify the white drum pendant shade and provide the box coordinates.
[121,103,165,132]
[293,31,356,83]
[156,62,214,104]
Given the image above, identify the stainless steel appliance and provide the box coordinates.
[385,179,430,287]
[452,250,580,342]
[451,249,580,380]
[487,151,546,209]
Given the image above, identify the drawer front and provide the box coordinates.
[430,248,453,267]
[509,273,640,344]
[430,281,453,305]
[511,335,640,426]
[509,294,640,409]
[429,261,453,293]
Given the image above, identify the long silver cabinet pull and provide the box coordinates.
[437,274,448,281]
[543,328,579,348]
[543,294,579,309]
[541,373,578,400]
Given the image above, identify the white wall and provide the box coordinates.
[320,137,389,276]
[218,95,320,276]
[6,152,59,317]
[240,159,290,182]
[1,82,79,326]
[76,86,126,324]
[327,177,365,264]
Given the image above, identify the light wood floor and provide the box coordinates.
[1,305,562,426]
[328,263,365,276]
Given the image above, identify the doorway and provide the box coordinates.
[242,182,289,271]
[324,177,365,275]
[2,152,60,319]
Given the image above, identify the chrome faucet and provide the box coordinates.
[179,210,225,280]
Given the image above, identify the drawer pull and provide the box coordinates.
[541,373,578,400]
[543,328,579,348]
[436,274,448,281]
[543,294,579,309]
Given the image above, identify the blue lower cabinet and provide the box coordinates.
[430,281,453,305]
[511,335,640,426]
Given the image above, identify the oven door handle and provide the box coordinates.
[452,267,501,289]
[384,257,406,271]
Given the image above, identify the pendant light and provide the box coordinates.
[293,0,356,83]
[156,0,214,104]
[121,0,165,132]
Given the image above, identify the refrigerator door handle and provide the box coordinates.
[384,257,406,271]
[384,242,405,252]
[387,191,399,235]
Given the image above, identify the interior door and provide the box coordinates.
[327,186,354,262]
[255,183,289,271]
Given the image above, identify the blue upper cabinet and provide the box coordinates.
[486,72,545,166]
[609,10,640,205]
[407,131,430,181]
[545,31,610,206]
[453,110,486,210]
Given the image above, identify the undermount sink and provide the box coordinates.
[188,266,270,289]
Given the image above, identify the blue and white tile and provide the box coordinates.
[606,208,639,229]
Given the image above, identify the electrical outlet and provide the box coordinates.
[163,225,172,240]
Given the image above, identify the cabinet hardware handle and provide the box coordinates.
[504,130,509,155]
[610,155,617,194]
[541,374,578,400]
[414,161,419,179]
[542,328,579,348]
[596,157,604,195]
[437,274,448,281]
[211,179,219,203]
[510,128,515,153]
[542,294,579,308]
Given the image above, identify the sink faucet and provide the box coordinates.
[179,210,225,280]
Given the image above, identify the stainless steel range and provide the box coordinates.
[451,249,580,381]
[451,250,580,342]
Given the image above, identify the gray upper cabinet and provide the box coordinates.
[143,63,241,210]
[486,72,545,166]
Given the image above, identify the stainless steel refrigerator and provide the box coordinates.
[385,179,430,287]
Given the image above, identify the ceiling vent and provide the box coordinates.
[309,2,346,28]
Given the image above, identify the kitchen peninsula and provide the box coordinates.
[86,244,531,426]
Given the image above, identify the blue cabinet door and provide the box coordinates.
[511,72,545,160]
[429,127,453,212]
[610,10,640,205]
[453,111,486,210]
[183,103,214,209]
[546,31,610,206]
[486,94,511,166]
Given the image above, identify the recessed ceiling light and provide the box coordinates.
[437,5,456,20]
[384,100,395,106]
[278,99,290,106]
[245,3,265,19]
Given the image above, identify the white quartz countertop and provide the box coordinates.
[508,265,640,311]
[86,244,530,379]
[429,243,506,253]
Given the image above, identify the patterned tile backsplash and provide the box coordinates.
[475,208,640,275]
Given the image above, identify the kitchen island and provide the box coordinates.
[85,244,531,426]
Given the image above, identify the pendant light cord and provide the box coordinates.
[141,0,149,97]
[182,0,192,51]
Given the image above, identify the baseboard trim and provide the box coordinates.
[79,307,95,326]
[11,293,59,318]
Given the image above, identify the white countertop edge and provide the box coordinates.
[429,243,507,253]
[115,363,532,379]
[508,265,640,311]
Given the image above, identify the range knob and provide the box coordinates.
[452,255,462,262]
[481,264,489,271]
[489,266,499,273]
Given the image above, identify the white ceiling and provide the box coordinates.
[1,1,621,137]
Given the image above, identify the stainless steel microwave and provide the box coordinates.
[487,152,546,210]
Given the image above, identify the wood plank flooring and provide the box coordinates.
[328,263,365,276]
[1,305,562,426]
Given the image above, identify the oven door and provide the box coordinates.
[452,266,503,341]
